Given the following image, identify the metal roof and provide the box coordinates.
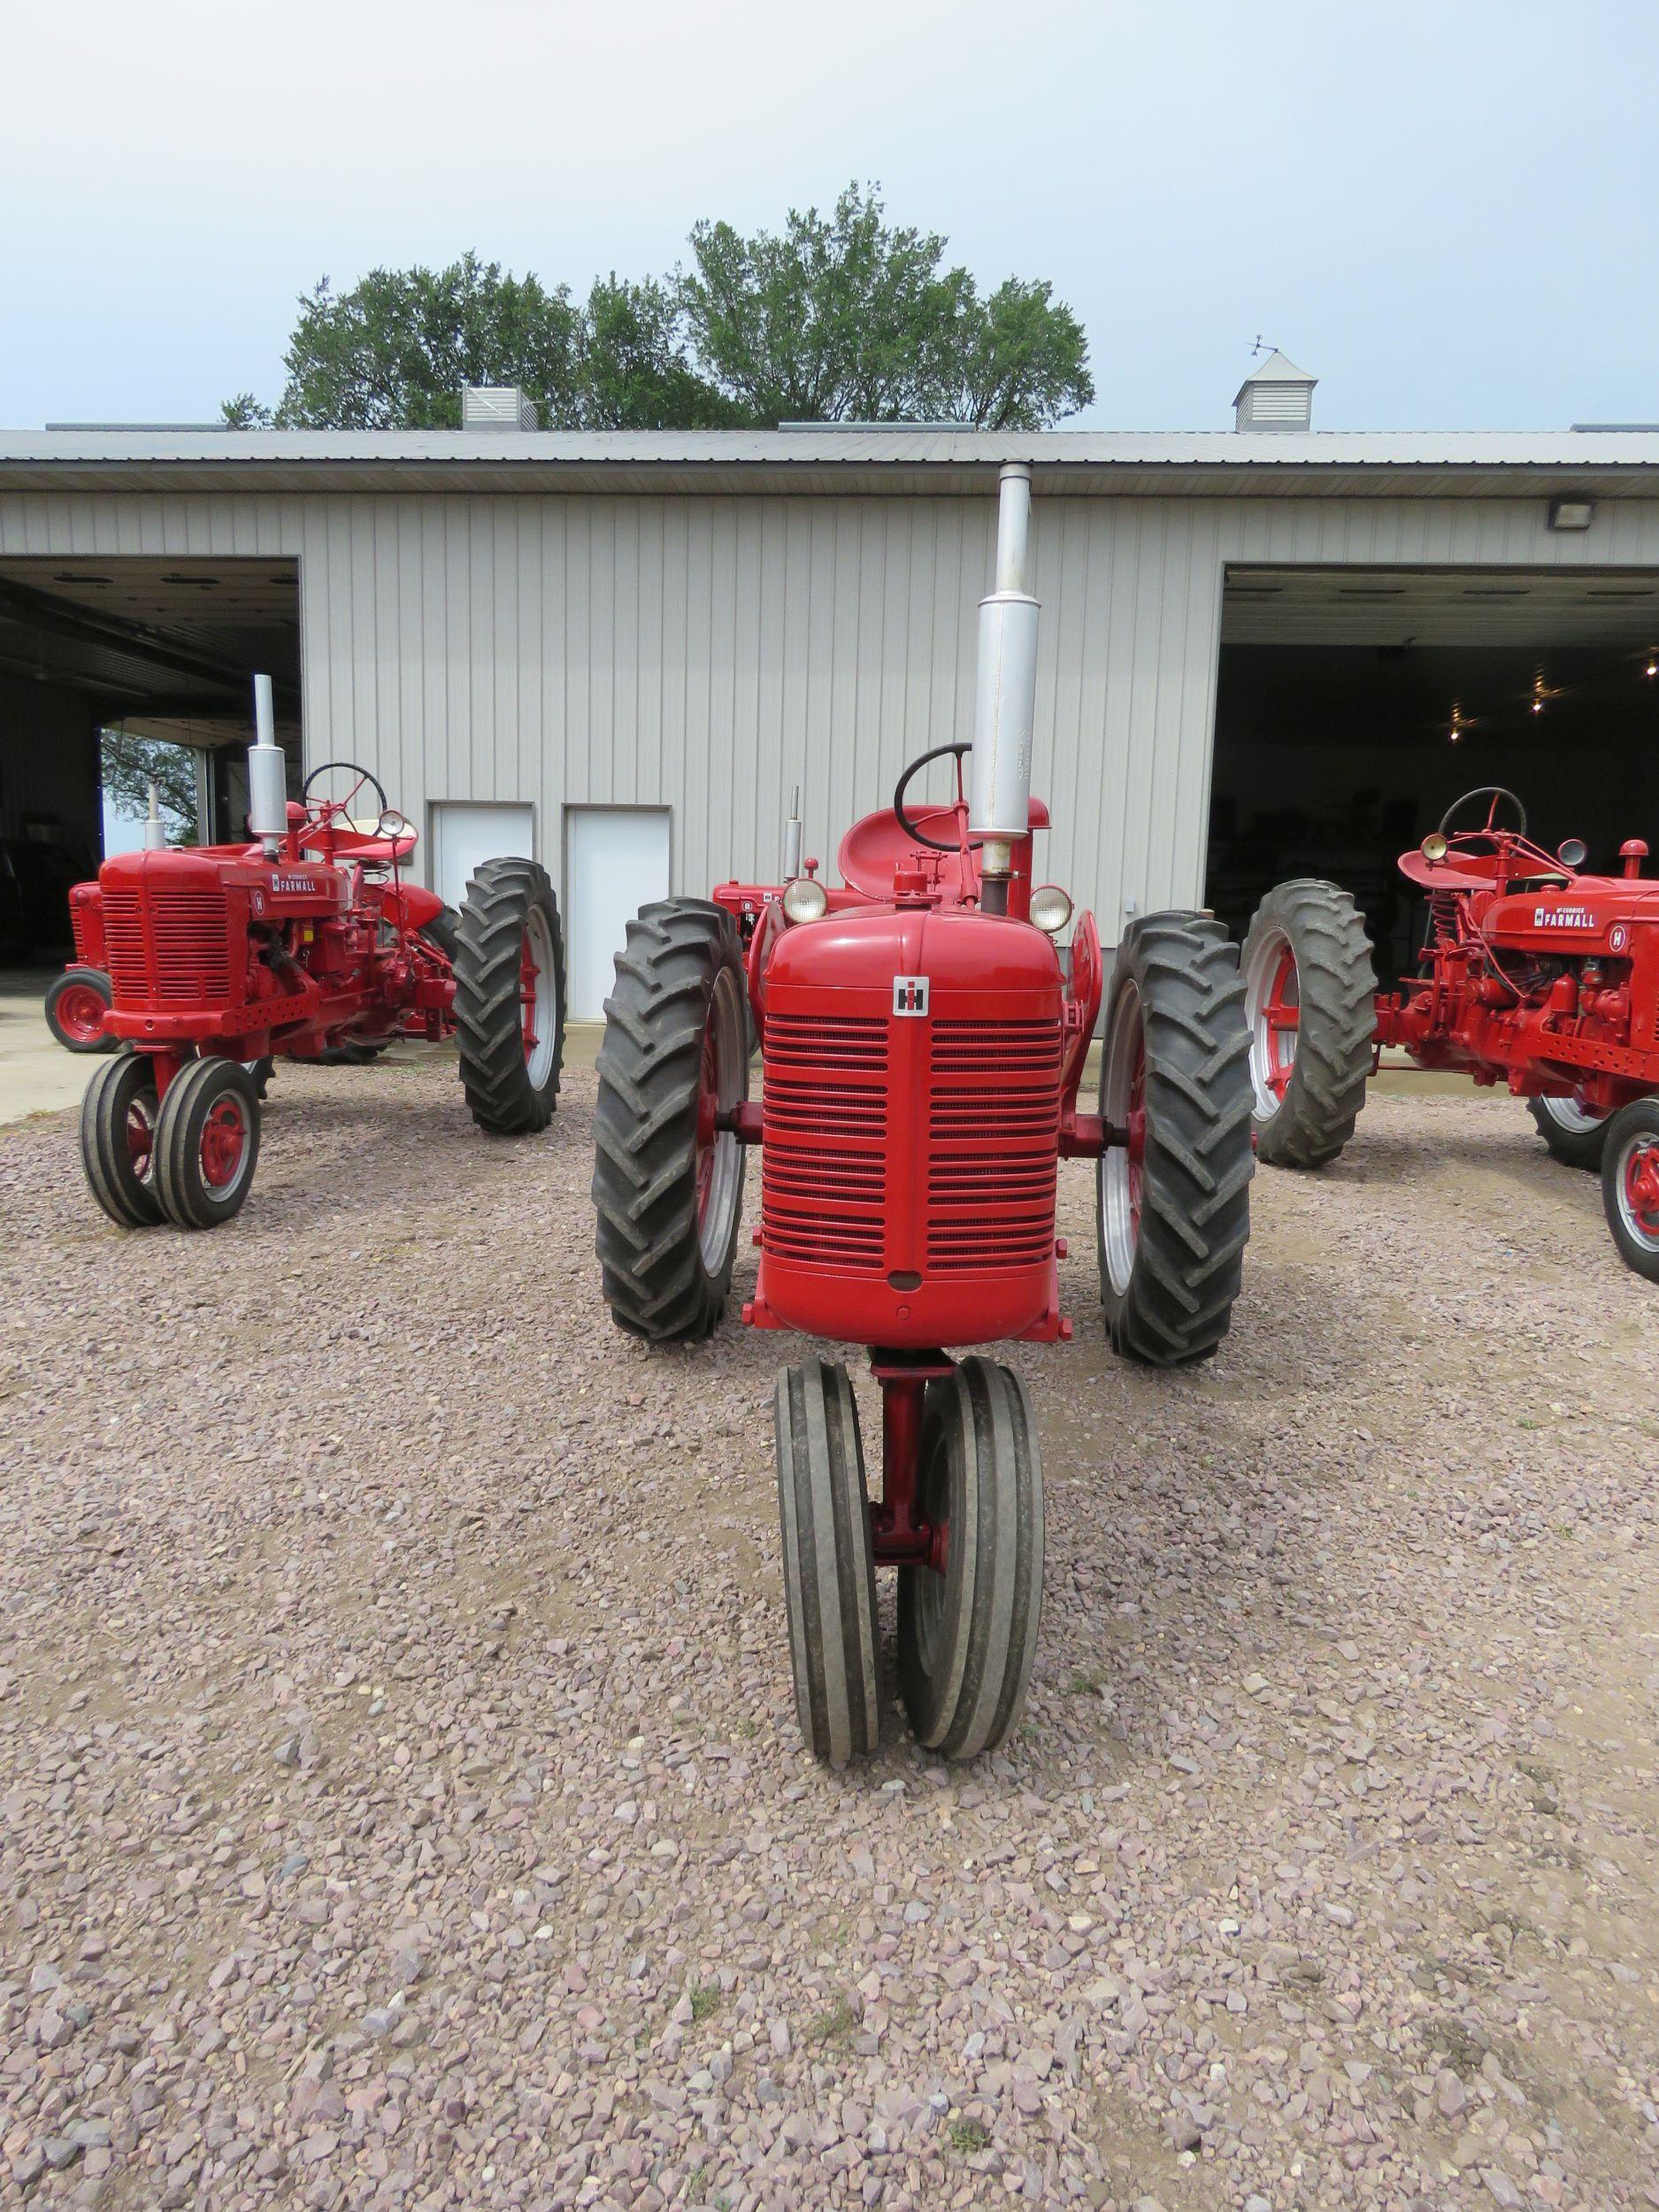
[1,426,1657,500]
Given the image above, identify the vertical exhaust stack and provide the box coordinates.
[782,784,803,879]
[969,464,1040,917]
[142,781,167,850]
[246,672,288,859]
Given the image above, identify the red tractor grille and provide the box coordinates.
[103,886,234,1006]
[926,1019,1061,1274]
[763,1015,889,1272]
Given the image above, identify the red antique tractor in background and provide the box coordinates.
[1241,784,1659,1277]
[592,466,1255,1765]
[75,678,565,1230]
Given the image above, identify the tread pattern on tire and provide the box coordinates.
[775,1359,880,1765]
[1527,1094,1609,1171]
[899,1357,1043,1763]
[153,1057,261,1229]
[592,898,747,1342]
[1244,879,1376,1170]
[453,858,565,1136]
[1099,912,1254,1367]
[80,1050,162,1228]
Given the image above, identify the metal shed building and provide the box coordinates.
[4,421,1659,1011]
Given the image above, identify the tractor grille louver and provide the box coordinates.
[103,885,234,1006]
[761,1010,1061,1279]
[762,1016,888,1271]
[926,1020,1061,1273]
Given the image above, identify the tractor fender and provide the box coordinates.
[379,882,447,935]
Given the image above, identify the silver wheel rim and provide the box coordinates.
[1243,924,1296,1121]
[525,905,559,1088]
[1101,981,1142,1297]
[1540,1093,1604,1135]
[1615,1131,1659,1250]
[699,966,746,1271]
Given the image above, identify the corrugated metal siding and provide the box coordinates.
[4,489,1659,943]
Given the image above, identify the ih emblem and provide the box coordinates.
[893,975,930,1017]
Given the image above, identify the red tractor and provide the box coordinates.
[592,467,1254,1764]
[75,679,565,1230]
[1241,785,1659,1277]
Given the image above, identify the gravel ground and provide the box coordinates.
[4,1055,1659,2212]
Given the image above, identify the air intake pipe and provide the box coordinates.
[969,464,1039,917]
[246,672,288,858]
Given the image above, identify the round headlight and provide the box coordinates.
[1420,833,1449,864]
[1558,836,1587,869]
[1029,885,1073,935]
[781,876,829,925]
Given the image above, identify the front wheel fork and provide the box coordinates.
[869,1351,953,1571]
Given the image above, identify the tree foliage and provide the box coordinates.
[224,188,1094,432]
[680,185,1093,428]
[101,729,198,842]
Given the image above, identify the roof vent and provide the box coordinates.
[461,386,540,432]
[1233,350,1317,433]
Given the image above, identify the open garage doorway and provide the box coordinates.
[1205,566,1659,986]
[0,557,300,966]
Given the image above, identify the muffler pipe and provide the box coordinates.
[969,464,1039,916]
[246,672,288,858]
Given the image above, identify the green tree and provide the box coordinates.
[577,275,749,429]
[223,193,1094,432]
[678,183,1094,428]
[101,729,198,842]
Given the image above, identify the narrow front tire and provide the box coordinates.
[153,1058,262,1229]
[1528,1093,1609,1171]
[897,1359,1043,1763]
[80,1051,163,1227]
[1601,1100,1659,1280]
[46,967,115,1052]
[775,1359,881,1766]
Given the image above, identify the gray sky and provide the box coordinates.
[4,0,1654,434]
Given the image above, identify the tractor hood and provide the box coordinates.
[1481,872,1659,953]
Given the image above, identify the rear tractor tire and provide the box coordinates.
[592,899,749,1342]
[453,858,566,1135]
[1601,1100,1659,1281]
[897,1358,1044,1763]
[80,1049,164,1227]
[775,1359,881,1765]
[1097,913,1254,1366]
[1241,879,1376,1169]
[1528,1093,1609,1171]
[153,1057,262,1229]
[46,966,115,1053]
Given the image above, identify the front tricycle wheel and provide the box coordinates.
[1097,912,1253,1366]
[1601,1100,1659,1280]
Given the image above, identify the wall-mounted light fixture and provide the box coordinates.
[1548,497,1595,532]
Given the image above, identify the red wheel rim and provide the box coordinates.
[57,982,107,1043]
[695,1020,720,1225]
[519,927,540,1064]
[125,1100,156,1180]
[1263,944,1299,1101]
[1624,1140,1659,1239]
[199,1097,248,1189]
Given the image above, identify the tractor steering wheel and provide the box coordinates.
[1440,786,1527,841]
[894,743,980,854]
[302,760,389,826]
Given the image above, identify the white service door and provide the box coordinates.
[568,808,672,1020]
[431,803,534,913]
